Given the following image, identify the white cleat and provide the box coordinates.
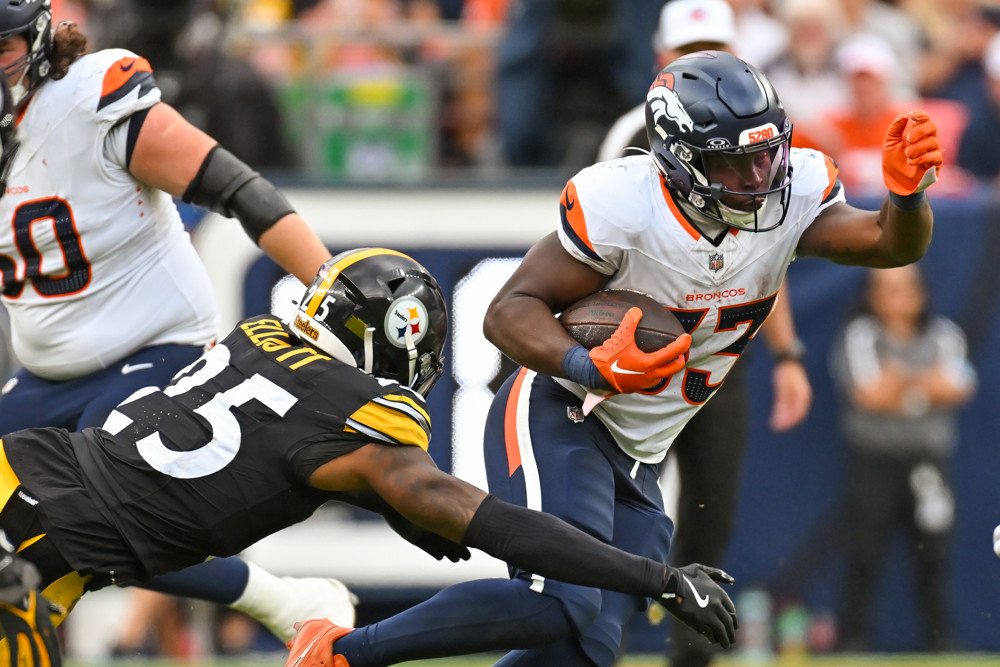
[232,563,358,642]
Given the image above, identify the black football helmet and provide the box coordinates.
[291,248,447,396]
[645,51,793,232]
[0,0,52,106]
[0,74,18,194]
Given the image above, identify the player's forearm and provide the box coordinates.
[483,295,577,378]
[879,197,933,266]
[462,495,668,598]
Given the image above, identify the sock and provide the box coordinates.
[336,578,576,666]
[138,556,249,604]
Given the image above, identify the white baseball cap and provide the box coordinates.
[655,0,736,52]
[834,33,896,78]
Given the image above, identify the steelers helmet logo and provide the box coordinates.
[385,297,429,348]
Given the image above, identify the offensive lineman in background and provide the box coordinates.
[287,51,942,667]
[598,3,812,665]
[0,0,355,644]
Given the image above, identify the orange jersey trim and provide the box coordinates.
[503,367,529,476]
[560,181,595,253]
[101,56,153,99]
[659,175,701,240]
[822,155,839,202]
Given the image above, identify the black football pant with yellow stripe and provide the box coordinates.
[0,440,90,627]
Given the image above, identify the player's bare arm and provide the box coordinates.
[129,103,330,283]
[484,232,608,376]
[797,110,940,267]
[795,199,932,267]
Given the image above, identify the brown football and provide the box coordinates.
[558,289,685,352]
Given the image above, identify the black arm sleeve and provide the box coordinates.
[182,145,295,244]
[462,494,669,598]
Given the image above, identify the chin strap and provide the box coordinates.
[403,327,418,387]
[363,327,375,375]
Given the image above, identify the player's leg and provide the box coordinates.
[331,370,614,666]
[838,448,900,651]
[667,371,748,667]
[907,457,954,651]
[0,369,90,432]
[492,376,672,667]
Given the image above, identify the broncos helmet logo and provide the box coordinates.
[647,72,694,140]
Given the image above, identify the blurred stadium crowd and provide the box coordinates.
[48,0,1000,189]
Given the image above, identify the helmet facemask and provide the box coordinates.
[0,4,52,107]
[679,124,793,232]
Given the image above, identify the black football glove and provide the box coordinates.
[658,563,738,649]
[383,509,472,563]
[0,589,63,667]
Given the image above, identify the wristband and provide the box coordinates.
[562,345,606,389]
[889,190,927,211]
[773,339,805,364]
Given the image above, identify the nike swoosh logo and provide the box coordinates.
[610,360,643,375]
[121,363,154,375]
[288,637,321,667]
[119,61,135,72]
[564,197,576,211]
[682,574,710,608]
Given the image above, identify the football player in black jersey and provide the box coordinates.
[0,248,736,667]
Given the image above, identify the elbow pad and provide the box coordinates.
[182,145,295,244]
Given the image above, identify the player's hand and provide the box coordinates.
[589,308,691,394]
[285,619,354,667]
[658,563,738,649]
[770,360,812,432]
[882,110,942,196]
[0,529,41,606]
[384,509,472,562]
[0,590,63,667]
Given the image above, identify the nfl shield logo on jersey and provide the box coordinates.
[709,253,724,272]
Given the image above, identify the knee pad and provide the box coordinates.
[0,590,62,666]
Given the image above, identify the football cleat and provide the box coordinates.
[285,619,354,667]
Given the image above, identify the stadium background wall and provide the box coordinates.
[192,186,1000,654]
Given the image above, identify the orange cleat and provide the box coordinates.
[285,618,354,667]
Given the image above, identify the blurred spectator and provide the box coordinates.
[799,33,968,196]
[838,0,924,99]
[728,0,789,71]
[765,0,848,129]
[799,34,914,194]
[830,264,976,653]
[912,0,1000,105]
[495,0,662,168]
[958,30,1000,182]
[598,0,737,160]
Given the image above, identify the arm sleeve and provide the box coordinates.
[462,494,668,598]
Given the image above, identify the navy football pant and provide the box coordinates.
[484,369,673,666]
[0,343,250,604]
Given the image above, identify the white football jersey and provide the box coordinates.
[0,49,218,380]
[555,151,845,463]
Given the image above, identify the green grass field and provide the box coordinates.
[67,654,1000,667]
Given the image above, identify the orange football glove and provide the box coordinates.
[285,619,354,667]
[589,307,691,394]
[882,110,942,196]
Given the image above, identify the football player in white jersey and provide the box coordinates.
[0,0,356,646]
[286,51,942,667]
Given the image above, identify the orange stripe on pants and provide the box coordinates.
[504,368,529,476]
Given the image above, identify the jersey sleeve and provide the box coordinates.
[344,390,432,450]
[95,52,161,122]
[555,172,631,276]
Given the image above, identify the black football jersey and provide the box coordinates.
[3,315,432,582]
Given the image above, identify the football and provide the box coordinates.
[558,289,685,352]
